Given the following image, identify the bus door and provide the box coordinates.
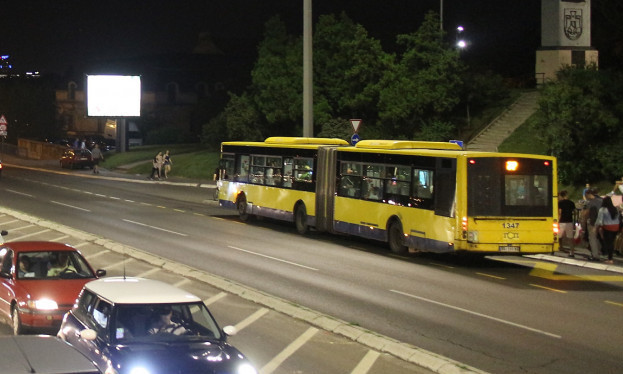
[315,146,339,233]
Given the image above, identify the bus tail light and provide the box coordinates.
[553,220,559,241]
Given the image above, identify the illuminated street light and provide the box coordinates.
[457,40,467,49]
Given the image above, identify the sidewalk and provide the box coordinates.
[2,152,622,273]
[1,152,216,189]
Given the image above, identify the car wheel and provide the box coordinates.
[12,306,23,335]
[388,221,407,254]
[237,194,249,221]
[295,204,308,235]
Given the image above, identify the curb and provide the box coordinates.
[0,206,487,374]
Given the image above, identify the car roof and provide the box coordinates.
[0,335,100,374]
[1,241,78,253]
[85,277,202,304]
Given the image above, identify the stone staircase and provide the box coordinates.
[466,90,540,151]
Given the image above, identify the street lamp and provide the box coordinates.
[456,25,467,49]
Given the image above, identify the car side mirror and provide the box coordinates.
[1,230,7,236]
[222,325,237,336]
[0,270,10,279]
[79,329,97,341]
[96,269,107,277]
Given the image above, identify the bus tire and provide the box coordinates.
[237,194,249,221]
[388,221,407,254]
[294,204,308,235]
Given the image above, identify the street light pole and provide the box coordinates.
[440,0,443,31]
[303,0,313,137]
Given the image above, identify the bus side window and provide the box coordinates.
[340,163,362,198]
[235,155,250,182]
[283,158,293,188]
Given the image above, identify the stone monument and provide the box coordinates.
[536,0,598,83]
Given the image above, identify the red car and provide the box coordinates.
[59,148,94,169]
[0,241,106,334]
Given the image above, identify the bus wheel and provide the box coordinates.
[237,195,249,221]
[388,221,407,254]
[295,204,308,234]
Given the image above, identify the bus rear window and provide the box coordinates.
[467,157,552,217]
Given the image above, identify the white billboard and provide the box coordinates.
[87,75,141,117]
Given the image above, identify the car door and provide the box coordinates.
[0,248,15,318]
[65,292,112,370]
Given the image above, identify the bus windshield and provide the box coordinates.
[467,157,553,217]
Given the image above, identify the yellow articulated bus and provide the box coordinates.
[218,137,559,255]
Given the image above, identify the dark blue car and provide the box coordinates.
[58,277,257,374]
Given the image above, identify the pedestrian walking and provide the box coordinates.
[90,144,104,174]
[149,152,163,180]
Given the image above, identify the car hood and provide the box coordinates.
[110,340,251,374]
[18,279,92,308]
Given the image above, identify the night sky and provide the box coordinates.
[3,1,541,77]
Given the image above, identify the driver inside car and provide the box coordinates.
[47,252,76,277]
[147,306,187,335]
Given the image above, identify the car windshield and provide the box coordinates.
[112,303,223,343]
[16,251,95,280]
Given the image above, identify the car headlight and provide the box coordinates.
[237,363,257,374]
[27,299,58,310]
[128,368,150,374]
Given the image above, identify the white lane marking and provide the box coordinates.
[174,278,191,288]
[0,219,19,225]
[260,327,318,374]
[350,350,381,374]
[122,219,188,236]
[85,250,111,260]
[107,258,133,269]
[228,246,318,271]
[5,189,34,197]
[390,289,561,339]
[204,292,227,306]
[234,308,269,333]
[73,242,89,248]
[51,201,91,212]
[136,268,161,278]
[51,235,70,242]
[10,224,35,230]
[10,229,51,241]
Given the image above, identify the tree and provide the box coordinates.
[534,66,621,183]
[251,16,302,135]
[378,11,465,140]
[313,13,392,135]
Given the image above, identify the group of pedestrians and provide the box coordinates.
[149,150,172,180]
[558,183,622,264]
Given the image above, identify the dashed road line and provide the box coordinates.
[228,245,318,271]
[390,289,561,339]
[530,284,567,293]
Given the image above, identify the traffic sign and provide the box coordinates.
[350,133,361,145]
[350,119,362,133]
[0,115,7,125]
[0,115,7,136]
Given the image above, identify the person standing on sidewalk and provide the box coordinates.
[596,196,620,264]
[583,189,603,261]
[558,190,576,257]
[163,150,172,178]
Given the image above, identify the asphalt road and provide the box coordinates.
[1,162,623,374]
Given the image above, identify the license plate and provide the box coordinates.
[499,245,520,252]
[80,157,87,160]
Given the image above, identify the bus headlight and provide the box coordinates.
[467,231,479,243]
[237,363,258,374]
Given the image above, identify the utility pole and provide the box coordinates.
[303,0,313,137]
